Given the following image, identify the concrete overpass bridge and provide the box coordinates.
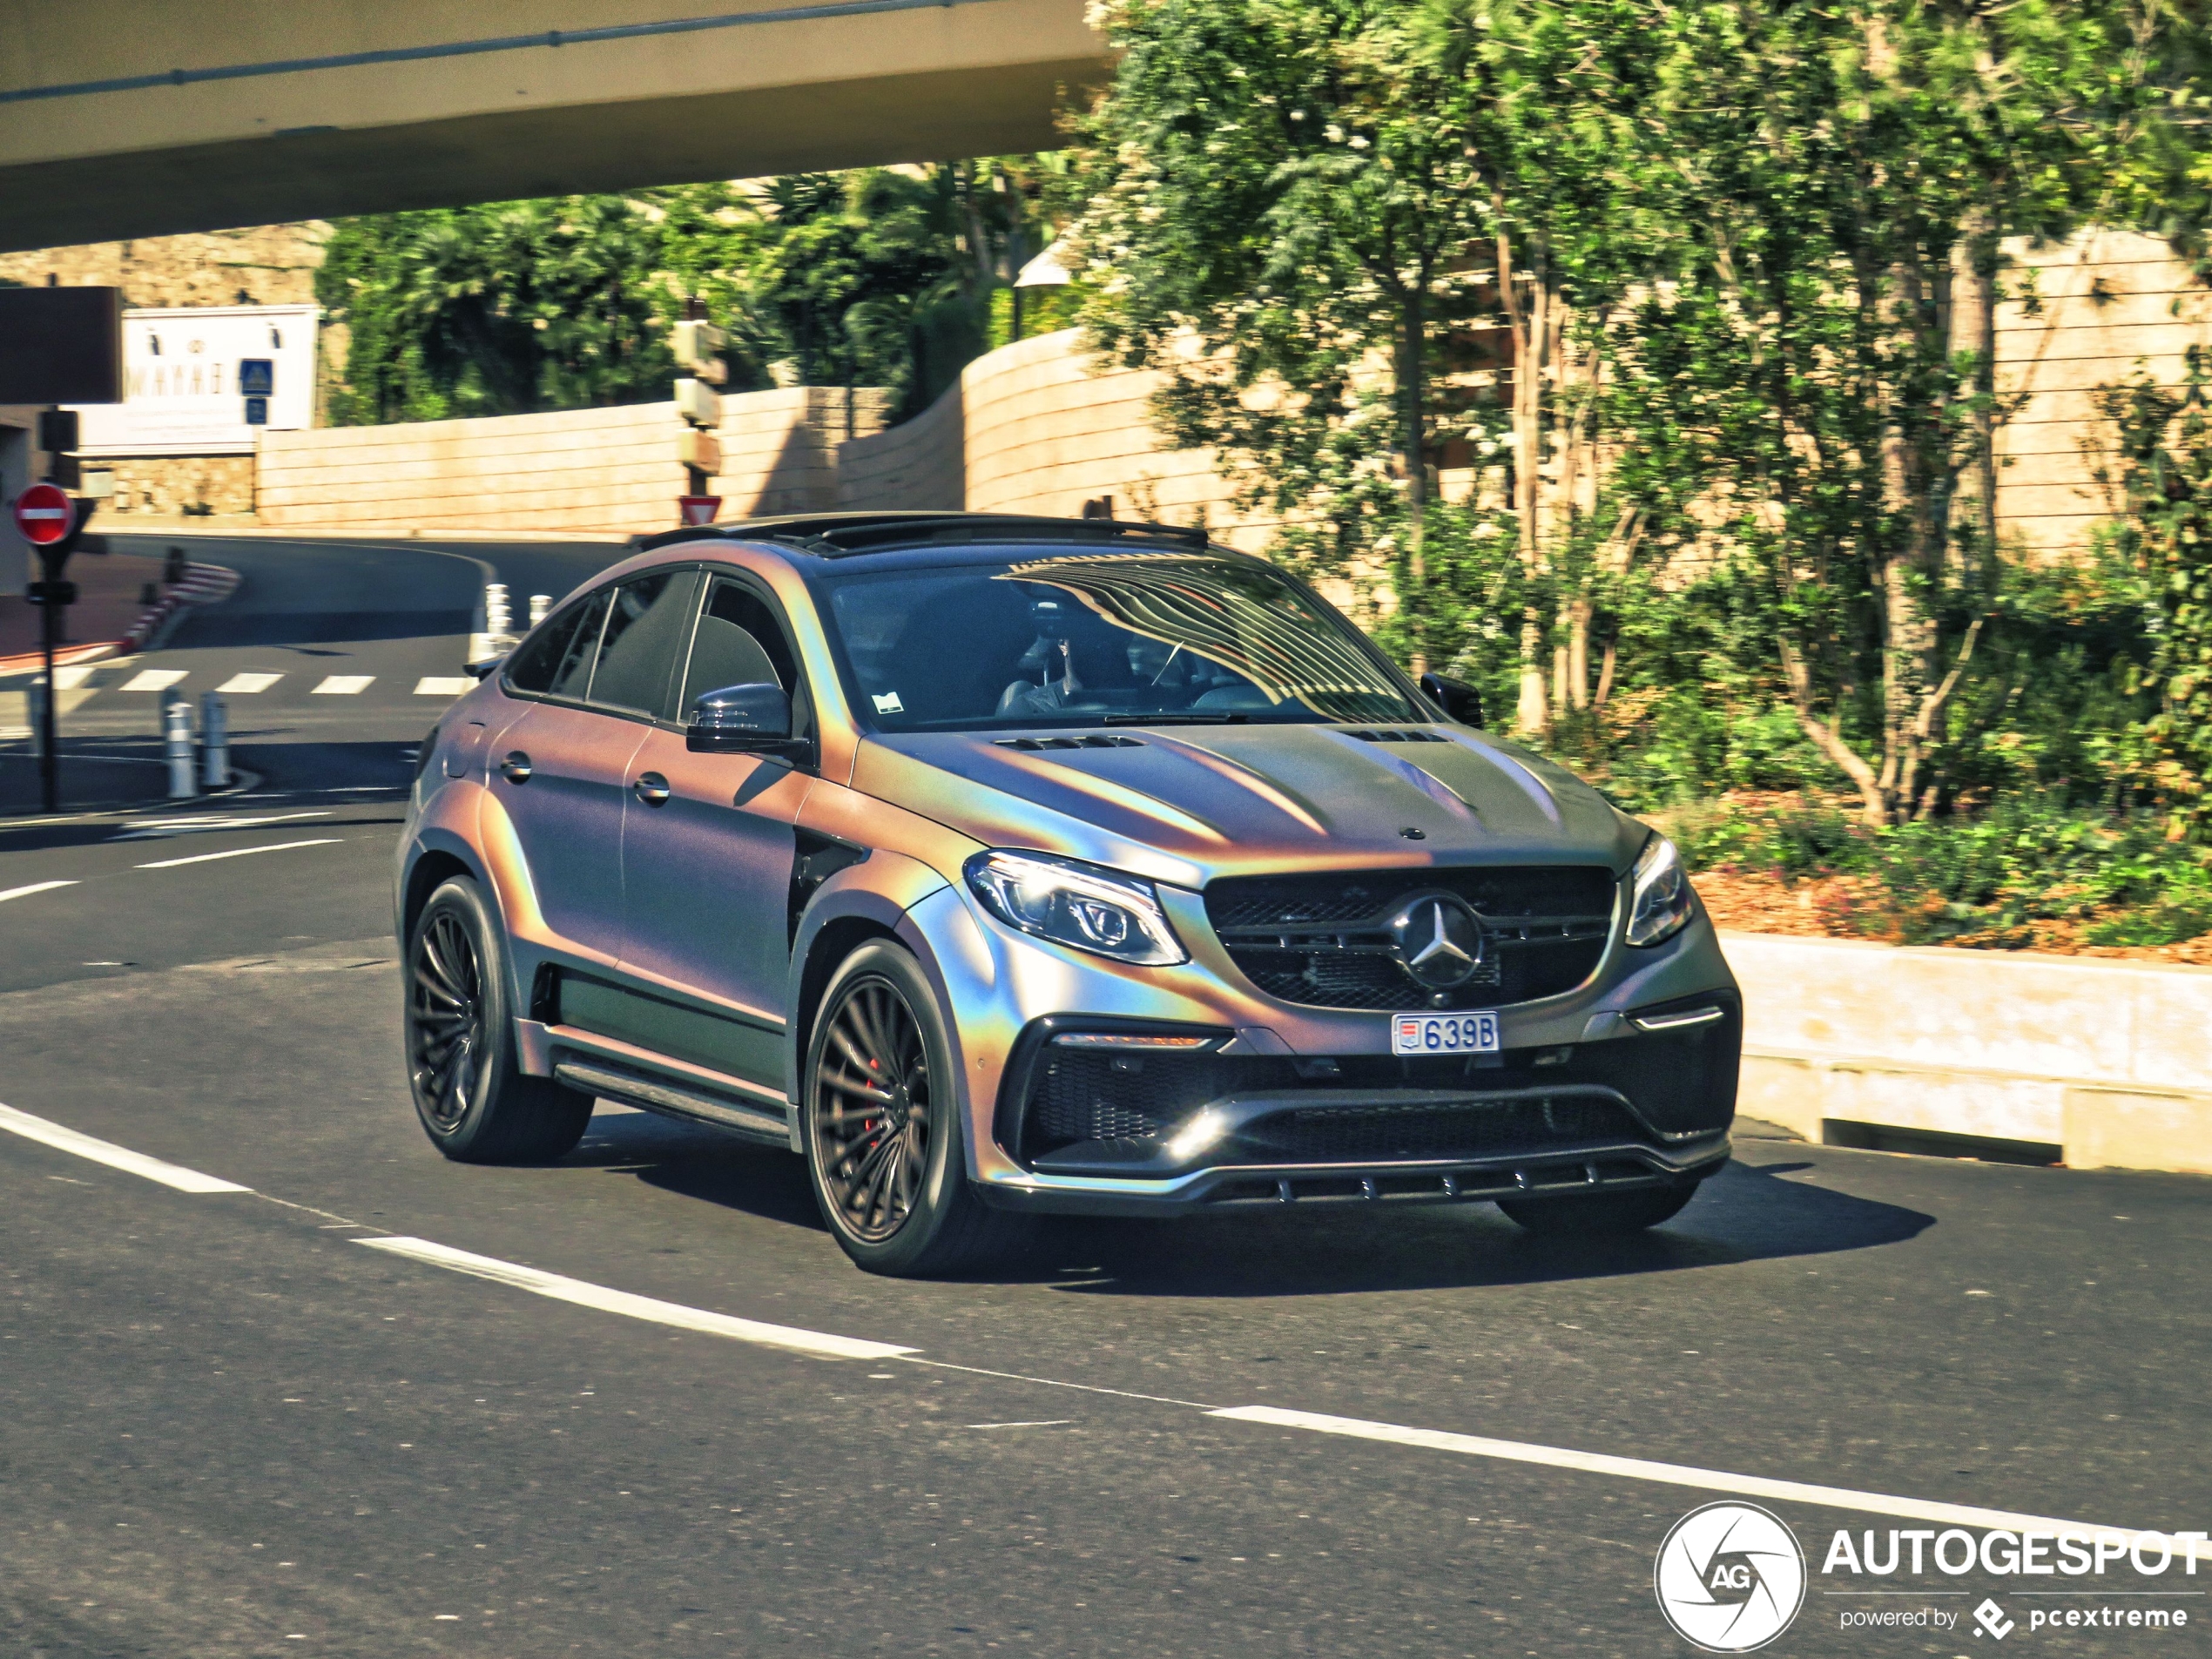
[0,0,1108,253]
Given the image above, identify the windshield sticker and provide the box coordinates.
[873,691,905,714]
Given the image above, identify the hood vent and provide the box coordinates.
[1344,728,1450,743]
[995,734,1148,751]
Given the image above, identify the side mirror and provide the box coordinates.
[687,681,801,755]
[465,657,505,681]
[1419,671,1484,728]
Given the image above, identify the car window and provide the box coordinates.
[819,553,1420,731]
[505,588,609,699]
[682,579,794,704]
[588,570,699,718]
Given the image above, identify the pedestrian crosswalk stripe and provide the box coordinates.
[311,675,374,695]
[218,672,283,694]
[119,669,187,691]
[51,665,98,690]
[414,677,471,697]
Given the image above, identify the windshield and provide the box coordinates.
[819,552,1422,732]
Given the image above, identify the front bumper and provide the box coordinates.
[976,1130,1732,1217]
[969,992,1741,1217]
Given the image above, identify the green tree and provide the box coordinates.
[1069,0,1489,670]
[317,196,677,423]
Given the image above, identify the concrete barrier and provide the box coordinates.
[1723,932,2212,1175]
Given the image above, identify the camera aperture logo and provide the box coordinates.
[1656,1502,1809,1652]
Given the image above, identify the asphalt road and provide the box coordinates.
[2,536,2206,1658]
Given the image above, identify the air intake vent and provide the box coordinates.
[1343,728,1451,743]
[995,734,1147,751]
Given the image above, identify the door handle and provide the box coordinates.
[498,751,532,784]
[632,772,671,807]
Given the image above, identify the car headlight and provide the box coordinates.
[1625,833,1694,948]
[963,850,1189,967]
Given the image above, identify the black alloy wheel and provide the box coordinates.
[811,974,932,1243]
[402,875,591,1163]
[409,907,484,1130]
[801,940,1028,1276]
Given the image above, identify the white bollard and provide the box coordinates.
[199,691,229,789]
[529,593,550,627]
[484,582,512,637]
[163,694,197,799]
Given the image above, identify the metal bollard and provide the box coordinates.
[529,592,550,627]
[484,582,512,637]
[163,693,197,799]
[24,675,46,744]
[199,690,229,789]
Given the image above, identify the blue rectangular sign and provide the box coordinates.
[238,358,273,396]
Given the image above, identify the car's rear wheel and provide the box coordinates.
[801,940,1024,1277]
[1496,1177,1703,1236]
[405,875,590,1163]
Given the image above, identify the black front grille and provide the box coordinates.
[1242,1093,1639,1163]
[1204,866,1616,1011]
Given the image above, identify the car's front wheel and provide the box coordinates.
[801,940,1023,1277]
[1495,1177,1703,1236]
[404,874,591,1163]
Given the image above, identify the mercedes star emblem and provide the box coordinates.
[1389,894,1487,990]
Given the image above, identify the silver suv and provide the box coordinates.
[397,514,1740,1275]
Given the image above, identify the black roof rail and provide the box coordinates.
[635,510,1215,557]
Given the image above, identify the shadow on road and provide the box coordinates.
[569,1111,1933,1296]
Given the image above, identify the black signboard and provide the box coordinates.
[0,287,124,403]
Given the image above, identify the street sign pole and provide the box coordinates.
[15,481,87,814]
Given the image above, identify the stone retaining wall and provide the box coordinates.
[1724,931,2212,1175]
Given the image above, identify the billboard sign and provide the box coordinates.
[70,304,318,455]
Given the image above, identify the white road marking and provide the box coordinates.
[1208,1406,2212,1559]
[217,672,284,694]
[311,675,374,695]
[118,669,188,691]
[0,880,78,903]
[966,1420,1075,1430]
[111,810,331,842]
[0,1102,247,1194]
[51,665,99,690]
[136,838,342,869]
[414,677,471,697]
[354,1237,915,1361]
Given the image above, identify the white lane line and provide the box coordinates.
[111,810,332,842]
[354,1237,915,1361]
[118,669,188,691]
[136,838,342,869]
[311,675,374,695]
[217,672,284,694]
[414,677,471,696]
[0,1102,248,1194]
[1209,1406,2212,1559]
[0,880,78,904]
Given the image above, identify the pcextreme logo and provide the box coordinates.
[1655,1501,1810,1652]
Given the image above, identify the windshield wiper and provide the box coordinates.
[1103,712,1251,725]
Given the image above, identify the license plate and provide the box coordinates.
[1392,1009,1501,1056]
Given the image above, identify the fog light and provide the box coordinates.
[1166,1109,1231,1163]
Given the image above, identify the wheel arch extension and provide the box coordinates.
[784,851,954,1107]
[399,840,486,945]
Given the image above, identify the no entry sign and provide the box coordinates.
[13,482,73,546]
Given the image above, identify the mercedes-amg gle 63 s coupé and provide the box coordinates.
[396,513,1740,1275]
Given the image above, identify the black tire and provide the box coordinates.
[403,875,591,1163]
[1496,1177,1703,1236]
[800,940,1027,1277]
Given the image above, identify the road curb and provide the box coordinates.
[0,561,241,678]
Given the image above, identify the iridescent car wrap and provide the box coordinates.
[397,516,1739,1230]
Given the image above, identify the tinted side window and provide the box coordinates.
[505,590,608,698]
[681,578,813,745]
[589,570,699,718]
